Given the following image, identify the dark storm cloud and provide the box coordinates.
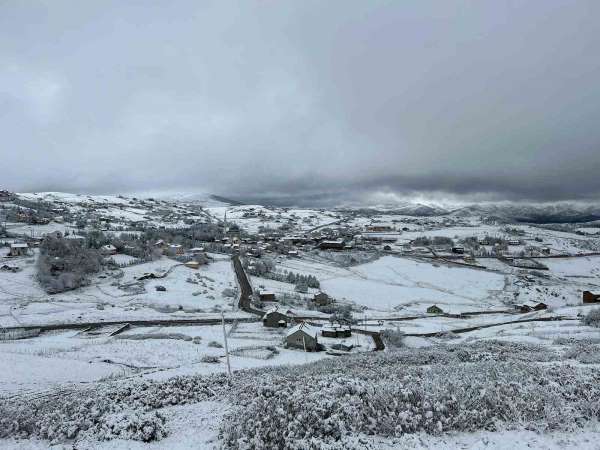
[1,0,599,205]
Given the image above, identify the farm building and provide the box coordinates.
[312,292,331,306]
[8,243,29,257]
[285,322,319,351]
[583,291,600,304]
[318,240,345,250]
[262,307,288,328]
[451,247,465,254]
[321,325,351,338]
[259,291,276,302]
[427,305,443,314]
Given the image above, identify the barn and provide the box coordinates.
[285,322,320,351]
[8,243,29,257]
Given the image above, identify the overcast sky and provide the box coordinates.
[1,1,599,205]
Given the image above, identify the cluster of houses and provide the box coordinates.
[260,295,351,352]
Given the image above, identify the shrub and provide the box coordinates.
[380,328,405,348]
[582,309,600,327]
[0,375,228,442]
[201,355,221,364]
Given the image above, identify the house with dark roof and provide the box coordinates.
[262,307,288,328]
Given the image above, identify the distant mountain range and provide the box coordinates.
[349,201,600,223]
[15,191,600,224]
[447,203,600,224]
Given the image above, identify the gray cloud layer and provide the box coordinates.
[1,1,599,204]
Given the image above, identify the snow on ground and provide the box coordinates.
[0,320,341,396]
[335,426,600,450]
[320,256,506,314]
[0,254,245,328]
[203,205,340,233]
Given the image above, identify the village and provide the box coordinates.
[2,190,600,448]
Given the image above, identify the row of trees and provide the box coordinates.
[244,259,320,289]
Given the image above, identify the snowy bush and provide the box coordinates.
[208,340,224,348]
[222,288,237,298]
[582,308,600,327]
[563,342,600,364]
[380,328,405,348]
[0,374,229,443]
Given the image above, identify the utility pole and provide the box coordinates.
[221,312,232,380]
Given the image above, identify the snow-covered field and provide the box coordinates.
[320,256,506,314]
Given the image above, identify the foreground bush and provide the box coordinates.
[220,344,599,449]
[0,375,228,442]
[1,340,598,447]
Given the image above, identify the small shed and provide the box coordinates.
[427,305,443,314]
[8,243,29,257]
[262,307,288,328]
[451,247,464,254]
[285,322,319,351]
